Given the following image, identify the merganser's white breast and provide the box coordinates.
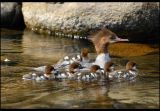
[94,53,111,69]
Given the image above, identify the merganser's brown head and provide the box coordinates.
[69,62,81,73]
[89,28,129,54]
[125,61,137,71]
[80,48,89,61]
[45,65,55,75]
[90,65,101,73]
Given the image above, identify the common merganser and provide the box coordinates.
[89,28,129,69]
[32,28,130,82]
[80,48,90,63]
[33,55,70,72]
[55,56,71,68]
[23,65,56,81]
[106,61,138,81]
[75,64,103,81]
[55,62,82,79]
[79,48,92,68]
[103,61,115,80]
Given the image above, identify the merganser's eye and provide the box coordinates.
[110,36,116,40]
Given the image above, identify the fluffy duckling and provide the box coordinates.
[104,61,115,80]
[23,65,56,81]
[56,62,82,79]
[107,61,138,81]
[80,48,90,63]
[76,64,102,81]
[43,65,56,80]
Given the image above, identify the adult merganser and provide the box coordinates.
[89,28,129,69]
[105,61,138,81]
[32,28,130,81]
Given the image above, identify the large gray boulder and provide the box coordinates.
[1,2,25,30]
[22,2,159,42]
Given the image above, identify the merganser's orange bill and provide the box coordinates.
[111,36,129,43]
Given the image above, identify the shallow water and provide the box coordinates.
[1,28,159,109]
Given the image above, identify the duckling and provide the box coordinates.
[43,65,56,80]
[76,64,102,81]
[23,65,56,81]
[80,48,90,63]
[107,61,138,81]
[56,62,82,79]
[78,48,94,68]
[89,65,102,79]
[55,56,70,68]
[103,61,115,80]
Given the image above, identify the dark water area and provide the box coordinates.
[1,28,159,109]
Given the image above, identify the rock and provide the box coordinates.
[1,2,25,30]
[22,2,159,42]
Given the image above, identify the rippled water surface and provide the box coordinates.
[1,29,159,109]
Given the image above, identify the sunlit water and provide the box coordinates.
[1,29,159,109]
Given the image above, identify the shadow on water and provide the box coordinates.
[1,28,159,109]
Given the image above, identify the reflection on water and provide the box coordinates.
[22,30,94,60]
[1,28,159,109]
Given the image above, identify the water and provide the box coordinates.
[1,28,159,109]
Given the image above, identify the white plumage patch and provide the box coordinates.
[94,53,111,69]
[64,56,69,60]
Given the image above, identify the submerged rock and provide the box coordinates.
[22,2,159,42]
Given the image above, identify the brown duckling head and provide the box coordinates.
[104,61,115,72]
[90,65,101,73]
[125,61,137,71]
[80,48,89,61]
[45,65,55,75]
[69,62,81,73]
